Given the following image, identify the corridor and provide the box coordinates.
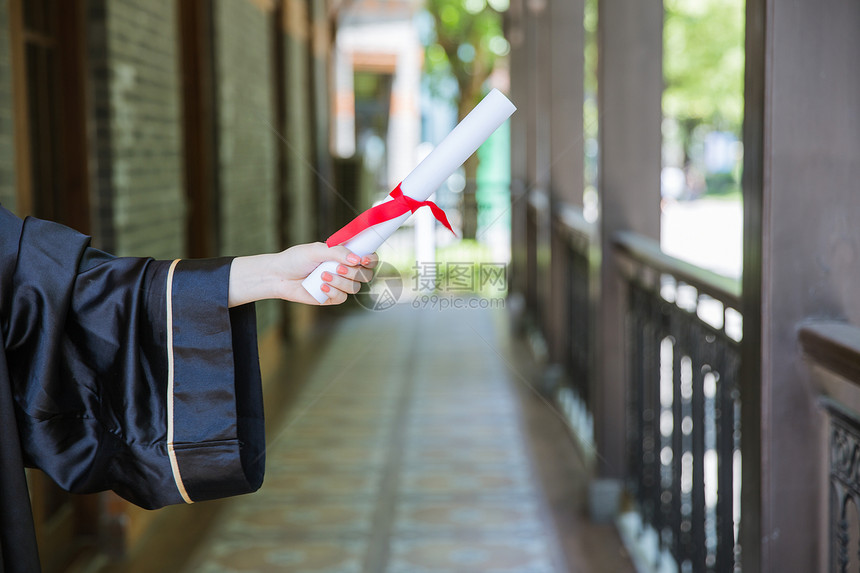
[182,303,633,572]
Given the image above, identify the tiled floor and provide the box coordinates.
[182,304,633,573]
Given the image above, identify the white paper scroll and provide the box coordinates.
[302,88,517,303]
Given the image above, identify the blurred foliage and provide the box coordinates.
[704,172,737,194]
[663,0,745,132]
[423,0,509,119]
[421,0,509,239]
[583,0,598,97]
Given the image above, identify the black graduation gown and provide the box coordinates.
[0,207,265,572]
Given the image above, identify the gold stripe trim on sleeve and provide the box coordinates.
[166,259,193,504]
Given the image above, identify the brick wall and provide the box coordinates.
[213,0,277,256]
[284,0,315,246]
[0,0,15,210]
[213,0,278,330]
[88,0,185,258]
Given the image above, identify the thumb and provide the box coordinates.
[297,242,352,265]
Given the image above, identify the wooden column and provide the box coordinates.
[525,0,552,340]
[520,1,540,318]
[547,0,584,363]
[742,0,860,569]
[549,0,583,208]
[507,0,528,300]
[594,0,662,480]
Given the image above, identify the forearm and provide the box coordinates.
[228,254,281,308]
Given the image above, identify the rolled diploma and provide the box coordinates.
[302,88,517,303]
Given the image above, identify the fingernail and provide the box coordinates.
[337,264,348,275]
[361,256,371,266]
[320,283,330,293]
[346,254,360,264]
[321,271,333,282]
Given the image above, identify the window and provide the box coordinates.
[11,0,90,231]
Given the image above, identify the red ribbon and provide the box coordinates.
[326,183,455,247]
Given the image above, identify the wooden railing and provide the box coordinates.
[799,322,860,573]
[614,231,742,573]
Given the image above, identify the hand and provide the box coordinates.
[228,243,378,307]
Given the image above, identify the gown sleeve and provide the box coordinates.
[0,208,265,509]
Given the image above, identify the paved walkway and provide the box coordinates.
[183,304,633,572]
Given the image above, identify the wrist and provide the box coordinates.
[228,254,280,307]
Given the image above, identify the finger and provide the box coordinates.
[322,272,362,295]
[333,264,373,283]
[323,287,348,305]
[354,267,374,282]
[360,253,379,269]
[319,281,349,304]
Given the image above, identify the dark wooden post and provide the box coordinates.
[594,0,662,494]
[523,0,552,334]
[179,0,218,259]
[739,0,764,568]
[507,0,528,302]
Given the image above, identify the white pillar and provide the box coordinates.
[332,45,355,157]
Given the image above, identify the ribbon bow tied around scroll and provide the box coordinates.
[325,183,456,247]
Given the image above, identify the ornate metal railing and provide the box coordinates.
[525,189,547,325]
[556,204,595,410]
[799,322,860,573]
[614,231,742,573]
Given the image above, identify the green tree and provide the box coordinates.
[423,0,509,239]
[663,0,744,169]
